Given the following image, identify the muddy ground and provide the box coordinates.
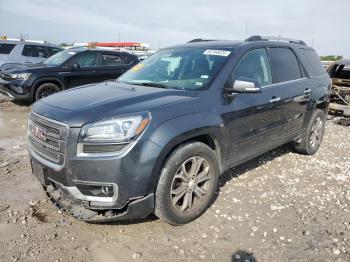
[0,95,350,262]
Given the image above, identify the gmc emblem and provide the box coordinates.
[31,126,47,141]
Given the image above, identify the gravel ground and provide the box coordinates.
[0,96,349,262]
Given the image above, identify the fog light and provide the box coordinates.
[101,186,112,195]
[76,184,114,197]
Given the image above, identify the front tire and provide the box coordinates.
[293,109,326,155]
[35,83,60,101]
[155,142,219,225]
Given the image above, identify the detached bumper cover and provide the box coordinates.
[44,182,154,222]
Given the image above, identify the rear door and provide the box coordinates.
[226,48,283,162]
[268,47,310,136]
[94,52,130,82]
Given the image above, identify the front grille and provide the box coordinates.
[28,113,69,167]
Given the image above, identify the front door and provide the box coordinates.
[63,52,100,88]
[225,48,283,163]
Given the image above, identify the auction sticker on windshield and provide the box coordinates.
[203,50,231,56]
[131,63,144,72]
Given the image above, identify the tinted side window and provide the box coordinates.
[269,48,301,83]
[232,48,272,87]
[68,52,97,67]
[101,54,123,65]
[123,54,136,64]
[299,49,326,77]
[47,47,63,57]
[0,43,16,54]
[22,45,48,58]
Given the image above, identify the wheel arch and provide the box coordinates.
[32,77,65,97]
[146,113,226,193]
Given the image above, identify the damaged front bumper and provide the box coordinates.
[44,182,154,222]
[32,158,154,221]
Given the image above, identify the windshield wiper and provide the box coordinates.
[126,81,168,89]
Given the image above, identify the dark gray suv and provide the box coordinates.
[28,36,331,225]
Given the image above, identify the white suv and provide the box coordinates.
[0,40,63,70]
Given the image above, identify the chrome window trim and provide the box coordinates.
[261,77,308,89]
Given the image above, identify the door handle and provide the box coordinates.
[269,97,281,103]
[304,89,311,94]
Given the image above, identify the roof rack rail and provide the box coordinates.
[187,39,217,43]
[246,35,307,46]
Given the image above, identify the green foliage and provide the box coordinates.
[320,55,343,61]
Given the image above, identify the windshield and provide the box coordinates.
[117,47,232,90]
[43,49,79,66]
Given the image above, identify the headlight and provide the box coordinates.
[10,73,31,80]
[77,113,151,156]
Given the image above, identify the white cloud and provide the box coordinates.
[0,0,349,56]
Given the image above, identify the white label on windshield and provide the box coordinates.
[68,52,76,55]
[201,75,209,79]
[195,82,203,86]
[203,49,231,56]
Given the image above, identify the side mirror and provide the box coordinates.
[225,77,262,95]
[70,63,80,70]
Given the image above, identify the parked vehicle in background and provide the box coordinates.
[327,59,350,116]
[0,40,63,70]
[28,35,330,225]
[0,48,139,102]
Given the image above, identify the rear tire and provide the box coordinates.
[293,109,326,155]
[35,83,60,101]
[155,142,219,225]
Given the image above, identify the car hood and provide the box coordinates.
[32,81,197,127]
[1,63,59,73]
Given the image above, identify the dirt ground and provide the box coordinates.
[0,95,350,262]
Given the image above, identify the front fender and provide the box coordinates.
[31,77,65,94]
[146,112,227,192]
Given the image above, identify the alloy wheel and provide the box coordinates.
[310,116,323,148]
[170,156,212,212]
[40,86,57,98]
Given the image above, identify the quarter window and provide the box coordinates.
[269,47,302,83]
[299,49,326,77]
[22,45,48,58]
[232,48,272,87]
[101,54,123,65]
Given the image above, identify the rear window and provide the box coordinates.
[124,54,137,64]
[101,54,123,65]
[47,47,63,57]
[0,43,16,54]
[299,49,326,76]
[269,47,302,83]
[22,45,48,58]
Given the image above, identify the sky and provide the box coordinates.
[0,0,349,56]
